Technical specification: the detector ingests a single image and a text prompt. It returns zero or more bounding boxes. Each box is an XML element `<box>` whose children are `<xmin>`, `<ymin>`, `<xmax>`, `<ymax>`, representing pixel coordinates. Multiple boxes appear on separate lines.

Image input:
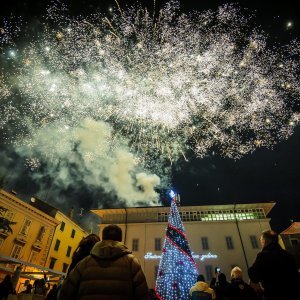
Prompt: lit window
<box><xmin>155</xmin><ymin>238</ymin><xmax>161</xmax><ymax>251</ymax></box>
<box><xmin>226</xmin><ymin>236</ymin><xmax>234</xmax><ymax>250</ymax></box>
<box><xmin>11</xmin><ymin>244</ymin><xmax>22</xmax><ymax>259</ymax></box>
<box><xmin>132</xmin><ymin>239</ymin><xmax>139</xmax><ymax>251</ymax></box>
<box><xmin>54</xmin><ymin>239</ymin><xmax>60</xmax><ymax>251</ymax></box>
<box><xmin>66</xmin><ymin>246</ymin><xmax>72</xmax><ymax>257</ymax></box>
<box><xmin>20</xmin><ymin>219</ymin><xmax>32</xmax><ymax>236</ymax></box>
<box><xmin>60</xmin><ymin>222</ymin><xmax>65</xmax><ymax>231</ymax></box>
<box><xmin>201</xmin><ymin>237</ymin><xmax>209</xmax><ymax>250</ymax></box>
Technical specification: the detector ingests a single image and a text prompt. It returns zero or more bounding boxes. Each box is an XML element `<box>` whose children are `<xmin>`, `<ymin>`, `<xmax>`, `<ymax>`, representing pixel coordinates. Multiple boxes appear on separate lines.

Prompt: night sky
<box><xmin>0</xmin><ymin>0</ymin><xmax>299</xmax><ymax>232</ymax></box>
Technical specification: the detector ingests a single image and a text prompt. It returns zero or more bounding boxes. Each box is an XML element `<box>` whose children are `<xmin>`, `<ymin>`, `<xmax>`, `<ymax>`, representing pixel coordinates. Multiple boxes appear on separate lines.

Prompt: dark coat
<box><xmin>210</xmin><ymin>274</ymin><xmax>229</xmax><ymax>300</ymax></box>
<box><xmin>59</xmin><ymin>240</ymin><xmax>148</xmax><ymax>300</ymax></box>
<box><xmin>224</xmin><ymin>279</ymin><xmax>257</xmax><ymax>300</ymax></box>
<box><xmin>0</xmin><ymin>276</ymin><xmax>14</xmax><ymax>299</ymax></box>
<box><xmin>248</xmin><ymin>242</ymin><xmax>298</xmax><ymax>300</ymax></box>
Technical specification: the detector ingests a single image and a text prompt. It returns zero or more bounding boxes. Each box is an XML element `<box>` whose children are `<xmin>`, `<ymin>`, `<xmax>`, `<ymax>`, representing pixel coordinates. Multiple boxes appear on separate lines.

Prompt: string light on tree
<box><xmin>155</xmin><ymin>190</ymin><xmax>198</xmax><ymax>299</ymax></box>
<box><xmin>286</xmin><ymin>21</ymin><xmax>293</xmax><ymax>29</ymax></box>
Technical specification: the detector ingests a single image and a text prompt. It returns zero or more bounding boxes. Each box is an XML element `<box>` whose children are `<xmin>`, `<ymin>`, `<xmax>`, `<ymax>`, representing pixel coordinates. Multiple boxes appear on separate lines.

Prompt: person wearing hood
<box><xmin>248</xmin><ymin>229</ymin><xmax>298</xmax><ymax>300</ymax></box>
<box><xmin>59</xmin><ymin>224</ymin><xmax>148</xmax><ymax>300</ymax></box>
<box><xmin>189</xmin><ymin>274</ymin><xmax>216</xmax><ymax>300</ymax></box>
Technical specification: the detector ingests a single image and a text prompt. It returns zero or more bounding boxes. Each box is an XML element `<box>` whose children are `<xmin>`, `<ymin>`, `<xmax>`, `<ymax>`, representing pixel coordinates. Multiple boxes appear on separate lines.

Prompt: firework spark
<box><xmin>0</xmin><ymin>1</ymin><xmax>299</xmax><ymax>202</ymax></box>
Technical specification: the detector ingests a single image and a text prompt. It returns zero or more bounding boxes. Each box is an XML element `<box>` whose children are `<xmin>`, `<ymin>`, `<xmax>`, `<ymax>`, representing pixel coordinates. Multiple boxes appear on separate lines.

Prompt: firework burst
<box><xmin>0</xmin><ymin>1</ymin><xmax>299</xmax><ymax>192</ymax></box>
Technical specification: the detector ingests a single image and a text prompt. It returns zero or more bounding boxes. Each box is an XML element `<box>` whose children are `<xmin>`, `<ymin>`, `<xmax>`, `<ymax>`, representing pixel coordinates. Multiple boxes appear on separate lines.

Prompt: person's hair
<box><xmin>261</xmin><ymin>230</ymin><xmax>278</xmax><ymax>245</ymax></box>
<box><xmin>72</xmin><ymin>233</ymin><xmax>100</xmax><ymax>259</ymax></box>
<box><xmin>231</xmin><ymin>266</ymin><xmax>243</xmax><ymax>279</ymax></box>
<box><xmin>102</xmin><ymin>224</ymin><xmax>122</xmax><ymax>242</ymax></box>
<box><xmin>67</xmin><ymin>233</ymin><xmax>100</xmax><ymax>274</ymax></box>
<box><xmin>197</xmin><ymin>274</ymin><xmax>206</xmax><ymax>282</ymax></box>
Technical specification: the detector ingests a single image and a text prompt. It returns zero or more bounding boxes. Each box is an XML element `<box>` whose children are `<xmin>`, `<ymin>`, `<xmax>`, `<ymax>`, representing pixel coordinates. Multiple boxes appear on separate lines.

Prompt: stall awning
<box><xmin>0</xmin><ymin>254</ymin><xmax>66</xmax><ymax>277</ymax></box>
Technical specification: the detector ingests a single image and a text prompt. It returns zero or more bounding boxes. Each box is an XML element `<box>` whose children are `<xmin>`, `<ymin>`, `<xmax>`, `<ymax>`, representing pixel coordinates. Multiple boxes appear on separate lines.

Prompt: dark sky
<box><xmin>0</xmin><ymin>0</ymin><xmax>299</xmax><ymax>232</ymax></box>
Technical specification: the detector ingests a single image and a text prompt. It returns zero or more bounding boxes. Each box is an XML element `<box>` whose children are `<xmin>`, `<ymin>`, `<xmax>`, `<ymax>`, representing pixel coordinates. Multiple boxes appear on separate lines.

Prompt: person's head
<box><xmin>102</xmin><ymin>224</ymin><xmax>122</xmax><ymax>242</ymax></box>
<box><xmin>217</xmin><ymin>273</ymin><xmax>227</xmax><ymax>284</ymax></box>
<box><xmin>231</xmin><ymin>266</ymin><xmax>243</xmax><ymax>280</ymax></box>
<box><xmin>78</xmin><ymin>233</ymin><xmax>100</xmax><ymax>249</ymax></box>
<box><xmin>52</xmin><ymin>284</ymin><xmax>57</xmax><ymax>290</ymax></box>
<box><xmin>68</xmin><ymin>234</ymin><xmax>100</xmax><ymax>274</ymax></box>
<box><xmin>197</xmin><ymin>274</ymin><xmax>206</xmax><ymax>282</ymax></box>
<box><xmin>25</xmin><ymin>284</ymin><xmax>32</xmax><ymax>292</ymax></box>
<box><xmin>260</xmin><ymin>230</ymin><xmax>278</xmax><ymax>248</ymax></box>
<box><xmin>3</xmin><ymin>274</ymin><xmax>11</xmax><ymax>282</ymax></box>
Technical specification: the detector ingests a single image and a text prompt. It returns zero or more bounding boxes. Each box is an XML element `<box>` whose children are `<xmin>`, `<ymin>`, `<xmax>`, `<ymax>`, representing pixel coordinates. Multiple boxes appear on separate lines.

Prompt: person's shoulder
<box><xmin>127</xmin><ymin>253</ymin><xmax>141</xmax><ymax>264</ymax></box>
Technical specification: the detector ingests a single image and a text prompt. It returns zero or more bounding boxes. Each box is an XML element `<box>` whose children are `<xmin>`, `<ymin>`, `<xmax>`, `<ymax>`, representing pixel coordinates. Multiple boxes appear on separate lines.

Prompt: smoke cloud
<box><xmin>10</xmin><ymin>118</ymin><xmax>161</xmax><ymax>208</ymax></box>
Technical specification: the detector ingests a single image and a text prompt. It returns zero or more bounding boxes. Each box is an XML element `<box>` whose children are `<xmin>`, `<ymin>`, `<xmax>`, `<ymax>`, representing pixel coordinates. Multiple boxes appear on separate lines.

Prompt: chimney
<box><xmin>69</xmin><ymin>207</ymin><xmax>74</xmax><ymax>220</ymax></box>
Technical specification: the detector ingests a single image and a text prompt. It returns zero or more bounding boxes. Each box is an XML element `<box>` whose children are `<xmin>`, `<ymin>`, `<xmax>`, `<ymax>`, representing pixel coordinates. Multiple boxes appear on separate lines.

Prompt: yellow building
<box><xmin>45</xmin><ymin>211</ymin><xmax>88</xmax><ymax>273</ymax></box>
<box><xmin>29</xmin><ymin>198</ymin><xmax>88</xmax><ymax>274</ymax></box>
<box><xmin>0</xmin><ymin>189</ymin><xmax>61</xmax><ymax>290</ymax></box>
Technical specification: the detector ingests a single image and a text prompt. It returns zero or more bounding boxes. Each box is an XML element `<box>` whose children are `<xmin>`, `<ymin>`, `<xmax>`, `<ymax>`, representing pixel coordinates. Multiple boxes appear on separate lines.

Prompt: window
<box><xmin>71</xmin><ymin>229</ymin><xmax>76</xmax><ymax>238</ymax></box>
<box><xmin>62</xmin><ymin>263</ymin><xmax>69</xmax><ymax>273</ymax></box>
<box><xmin>36</xmin><ymin>226</ymin><xmax>46</xmax><ymax>242</ymax></box>
<box><xmin>201</xmin><ymin>237</ymin><xmax>209</xmax><ymax>250</ymax></box>
<box><xmin>20</xmin><ymin>219</ymin><xmax>32</xmax><ymax>236</ymax></box>
<box><xmin>60</xmin><ymin>222</ymin><xmax>65</xmax><ymax>232</ymax></box>
<box><xmin>28</xmin><ymin>250</ymin><xmax>39</xmax><ymax>264</ymax></box>
<box><xmin>155</xmin><ymin>238</ymin><xmax>161</xmax><ymax>251</ymax></box>
<box><xmin>0</xmin><ymin>238</ymin><xmax>4</xmax><ymax>248</ymax></box>
<box><xmin>250</xmin><ymin>235</ymin><xmax>259</xmax><ymax>249</ymax></box>
<box><xmin>11</xmin><ymin>244</ymin><xmax>22</xmax><ymax>259</ymax></box>
<box><xmin>49</xmin><ymin>257</ymin><xmax>57</xmax><ymax>269</ymax></box>
<box><xmin>205</xmin><ymin>265</ymin><xmax>213</xmax><ymax>281</ymax></box>
<box><xmin>291</xmin><ymin>239</ymin><xmax>300</xmax><ymax>251</ymax></box>
<box><xmin>66</xmin><ymin>246</ymin><xmax>72</xmax><ymax>257</ymax></box>
<box><xmin>5</xmin><ymin>210</ymin><xmax>14</xmax><ymax>221</ymax></box>
<box><xmin>226</xmin><ymin>236</ymin><xmax>234</xmax><ymax>250</ymax></box>
<box><xmin>54</xmin><ymin>239</ymin><xmax>61</xmax><ymax>251</ymax></box>
<box><xmin>154</xmin><ymin>265</ymin><xmax>159</xmax><ymax>280</ymax></box>
<box><xmin>132</xmin><ymin>239</ymin><xmax>139</xmax><ymax>251</ymax></box>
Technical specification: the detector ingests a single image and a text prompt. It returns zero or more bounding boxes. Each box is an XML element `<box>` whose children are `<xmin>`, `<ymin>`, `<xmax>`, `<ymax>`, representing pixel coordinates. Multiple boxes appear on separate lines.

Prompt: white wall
<box><xmin>98</xmin><ymin>219</ymin><xmax>271</xmax><ymax>288</ymax></box>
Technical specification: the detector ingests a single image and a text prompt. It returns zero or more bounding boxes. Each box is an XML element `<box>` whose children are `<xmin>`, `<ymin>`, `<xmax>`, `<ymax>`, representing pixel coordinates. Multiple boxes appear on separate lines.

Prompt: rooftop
<box><xmin>281</xmin><ymin>222</ymin><xmax>300</xmax><ymax>235</ymax></box>
<box><xmin>91</xmin><ymin>202</ymin><xmax>276</xmax><ymax>224</ymax></box>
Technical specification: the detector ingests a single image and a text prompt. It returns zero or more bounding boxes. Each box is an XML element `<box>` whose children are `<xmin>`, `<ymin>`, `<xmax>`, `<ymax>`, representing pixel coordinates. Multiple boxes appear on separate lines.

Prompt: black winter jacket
<box><xmin>248</xmin><ymin>242</ymin><xmax>298</xmax><ymax>300</ymax></box>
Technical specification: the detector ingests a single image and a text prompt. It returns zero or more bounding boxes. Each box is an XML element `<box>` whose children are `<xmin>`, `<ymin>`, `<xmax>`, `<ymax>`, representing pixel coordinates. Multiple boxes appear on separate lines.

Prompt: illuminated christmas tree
<box><xmin>154</xmin><ymin>191</ymin><xmax>198</xmax><ymax>300</ymax></box>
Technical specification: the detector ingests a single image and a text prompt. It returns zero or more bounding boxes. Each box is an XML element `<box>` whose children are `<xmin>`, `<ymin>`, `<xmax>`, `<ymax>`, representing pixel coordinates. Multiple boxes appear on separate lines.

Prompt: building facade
<box><xmin>280</xmin><ymin>222</ymin><xmax>300</xmax><ymax>267</ymax></box>
<box><xmin>0</xmin><ymin>189</ymin><xmax>60</xmax><ymax>290</ymax></box>
<box><xmin>92</xmin><ymin>203</ymin><xmax>274</xmax><ymax>289</ymax></box>
<box><xmin>29</xmin><ymin>198</ymin><xmax>88</xmax><ymax>274</ymax></box>
<box><xmin>45</xmin><ymin>211</ymin><xmax>88</xmax><ymax>274</ymax></box>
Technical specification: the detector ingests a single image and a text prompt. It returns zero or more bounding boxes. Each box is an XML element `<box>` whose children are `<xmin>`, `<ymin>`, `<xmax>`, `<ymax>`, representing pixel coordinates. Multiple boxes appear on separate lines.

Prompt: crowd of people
<box><xmin>189</xmin><ymin>230</ymin><xmax>299</xmax><ymax>300</ymax></box>
<box><xmin>0</xmin><ymin>228</ymin><xmax>299</xmax><ymax>300</ymax></box>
